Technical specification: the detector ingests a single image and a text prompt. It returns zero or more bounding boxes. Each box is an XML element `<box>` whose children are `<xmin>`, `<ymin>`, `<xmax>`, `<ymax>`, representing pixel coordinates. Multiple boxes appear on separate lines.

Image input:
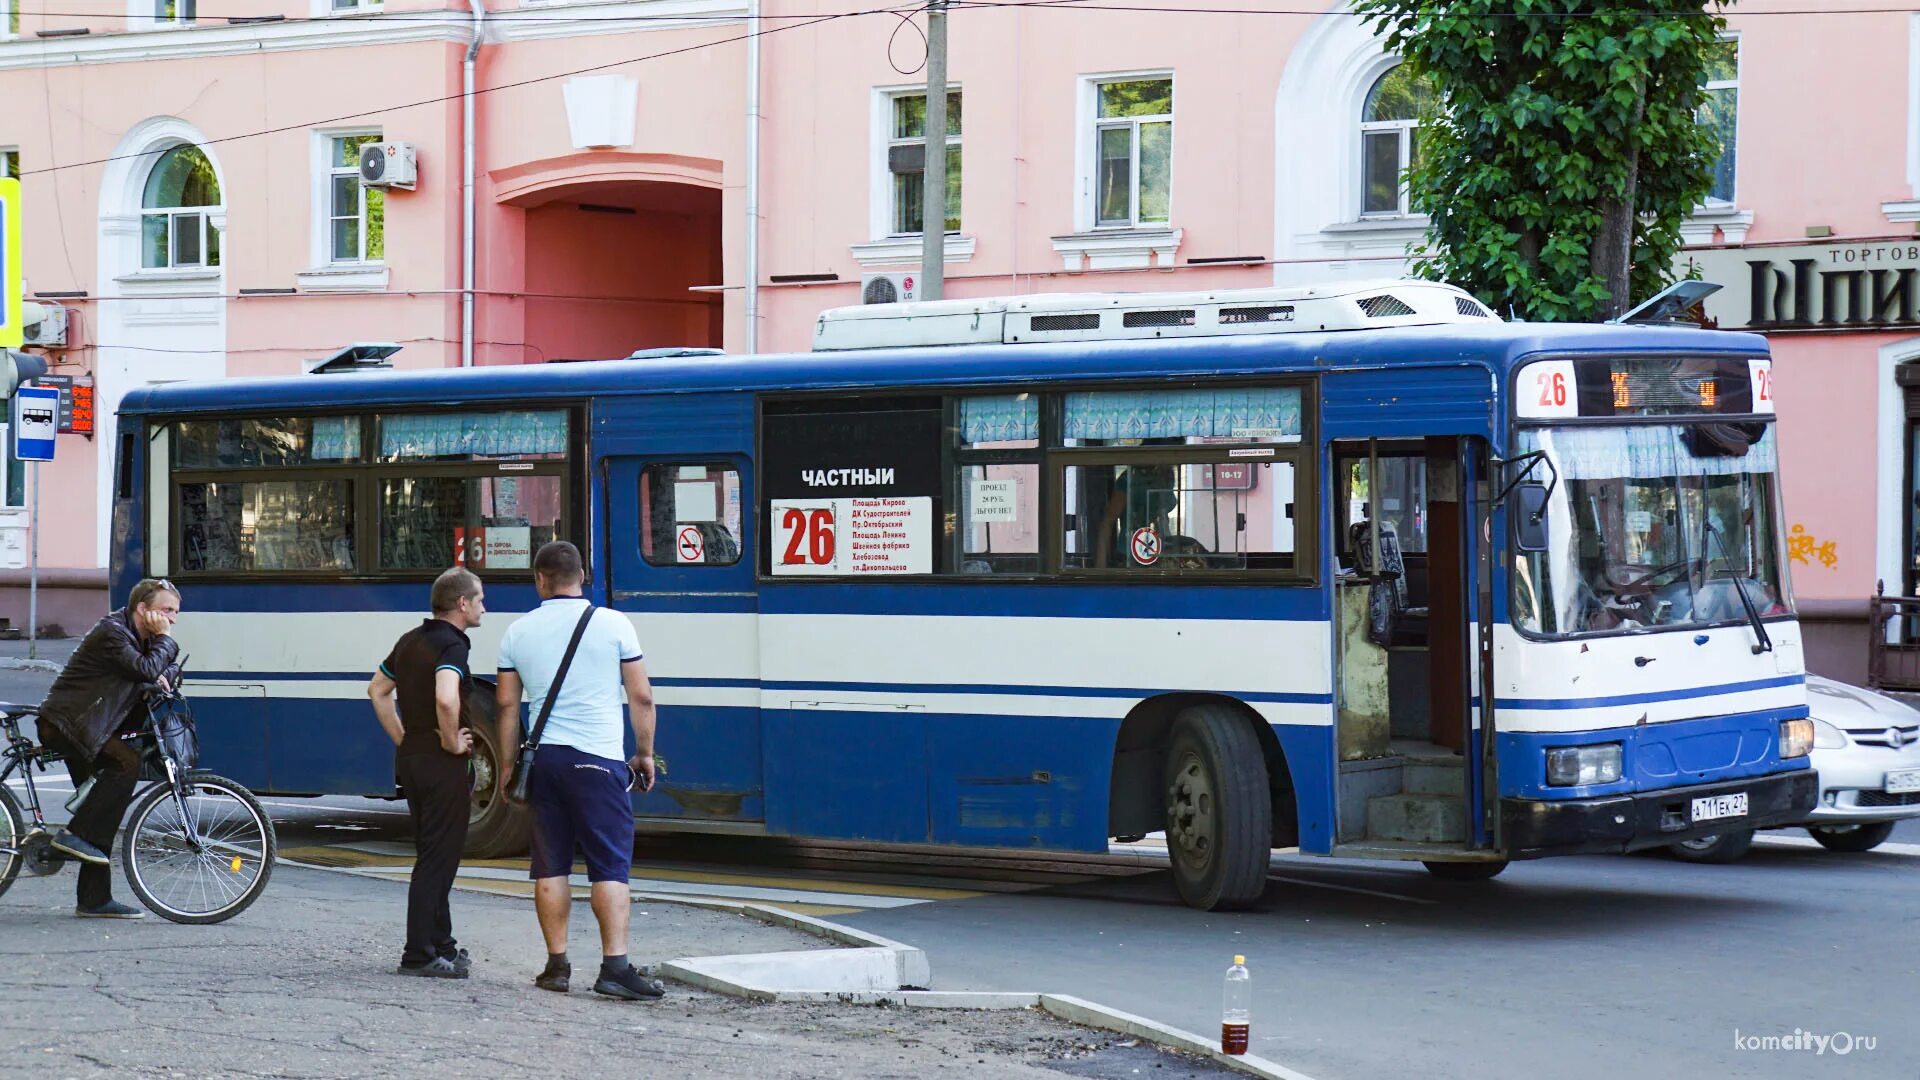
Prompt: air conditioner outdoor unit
<box><xmin>21</xmin><ymin>302</ymin><xmax>68</xmax><ymax>348</ymax></box>
<box><xmin>359</xmin><ymin>141</ymin><xmax>418</xmax><ymax>190</ymax></box>
<box><xmin>860</xmin><ymin>270</ymin><xmax>919</xmax><ymax>305</ymax></box>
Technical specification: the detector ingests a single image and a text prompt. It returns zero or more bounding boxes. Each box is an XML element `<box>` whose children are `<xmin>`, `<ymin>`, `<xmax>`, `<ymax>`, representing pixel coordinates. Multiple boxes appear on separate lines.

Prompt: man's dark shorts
<box><xmin>527</xmin><ymin>743</ymin><xmax>634</xmax><ymax>883</ymax></box>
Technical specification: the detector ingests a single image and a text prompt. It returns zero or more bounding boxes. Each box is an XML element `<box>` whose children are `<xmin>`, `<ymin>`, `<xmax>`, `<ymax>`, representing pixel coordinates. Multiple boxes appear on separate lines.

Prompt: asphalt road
<box><xmin>7</xmin><ymin>645</ymin><xmax>1918</xmax><ymax>1080</ymax></box>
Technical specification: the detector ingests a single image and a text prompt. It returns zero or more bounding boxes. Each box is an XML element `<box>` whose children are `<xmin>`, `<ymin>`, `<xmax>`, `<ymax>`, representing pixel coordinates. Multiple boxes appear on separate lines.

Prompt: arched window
<box><xmin>141</xmin><ymin>144</ymin><xmax>221</xmax><ymax>269</ymax></box>
<box><xmin>1360</xmin><ymin>64</ymin><xmax>1432</xmax><ymax>217</ymax></box>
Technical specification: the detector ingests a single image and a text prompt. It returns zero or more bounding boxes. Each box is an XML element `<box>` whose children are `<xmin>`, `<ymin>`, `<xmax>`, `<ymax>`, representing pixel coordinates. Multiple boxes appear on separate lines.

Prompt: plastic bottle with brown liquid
<box><xmin>1221</xmin><ymin>955</ymin><xmax>1251</xmax><ymax>1055</ymax></box>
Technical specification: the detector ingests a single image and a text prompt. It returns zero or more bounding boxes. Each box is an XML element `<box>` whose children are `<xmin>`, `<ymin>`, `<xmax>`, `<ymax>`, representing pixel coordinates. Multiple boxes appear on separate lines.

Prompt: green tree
<box><xmin>1352</xmin><ymin>0</ymin><xmax>1729</xmax><ymax>321</ymax></box>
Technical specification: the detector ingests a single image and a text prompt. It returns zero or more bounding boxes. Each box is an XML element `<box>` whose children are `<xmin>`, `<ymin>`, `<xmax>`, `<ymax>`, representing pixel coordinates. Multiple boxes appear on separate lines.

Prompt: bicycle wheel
<box><xmin>0</xmin><ymin>785</ymin><xmax>22</xmax><ymax>899</ymax></box>
<box><xmin>122</xmin><ymin>771</ymin><xmax>276</xmax><ymax>924</ymax></box>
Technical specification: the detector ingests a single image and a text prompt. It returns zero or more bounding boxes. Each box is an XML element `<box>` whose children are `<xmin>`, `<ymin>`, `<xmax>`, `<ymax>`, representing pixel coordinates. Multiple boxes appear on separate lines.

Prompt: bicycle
<box><xmin>0</xmin><ymin>676</ymin><xmax>276</xmax><ymax>924</ymax></box>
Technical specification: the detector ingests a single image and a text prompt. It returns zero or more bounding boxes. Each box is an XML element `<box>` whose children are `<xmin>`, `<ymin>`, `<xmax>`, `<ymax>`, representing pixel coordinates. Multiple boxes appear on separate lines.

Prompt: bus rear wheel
<box><xmin>1423</xmin><ymin>859</ymin><xmax>1508</xmax><ymax>882</ymax></box>
<box><xmin>464</xmin><ymin>691</ymin><xmax>531</xmax><ymax>859</ymax></box>
<box><xmin>1163</xmin><ymin>705</ymin><xmax>1271</xmax><ymax>911</ymax></box>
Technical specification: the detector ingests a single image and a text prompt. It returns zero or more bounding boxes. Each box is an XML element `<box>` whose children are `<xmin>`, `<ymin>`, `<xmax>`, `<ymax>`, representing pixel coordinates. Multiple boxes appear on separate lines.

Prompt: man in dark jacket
<box><xmin>37</xmin><ymin>578</ymin><xmax>182</xmax><ymax>918</ymax></box>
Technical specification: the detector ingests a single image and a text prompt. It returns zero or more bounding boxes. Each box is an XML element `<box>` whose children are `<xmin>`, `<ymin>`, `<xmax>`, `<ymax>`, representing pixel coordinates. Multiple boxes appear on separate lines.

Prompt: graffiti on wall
<box><xmin>1788</xmin><ymin>524</ymin><xmax>1838</xmax><ymax>569</ymax></box>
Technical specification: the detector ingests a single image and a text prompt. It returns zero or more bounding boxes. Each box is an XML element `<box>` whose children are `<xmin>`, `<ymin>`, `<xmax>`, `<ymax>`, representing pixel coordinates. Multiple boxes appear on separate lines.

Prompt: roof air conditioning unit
<box><xmin>860</xmin><ymin>270</ymin><xmax>919</xmax><ymax>306</ymax></box>
<box><xmin>359</xmin><ymin>141</ymin><xmax>418</xmax><ymax>190</ymax></box>
<box><xmin>20</xmin><ymin>302</ymin><xmax>68</xmax><ymax>348</ymax></box>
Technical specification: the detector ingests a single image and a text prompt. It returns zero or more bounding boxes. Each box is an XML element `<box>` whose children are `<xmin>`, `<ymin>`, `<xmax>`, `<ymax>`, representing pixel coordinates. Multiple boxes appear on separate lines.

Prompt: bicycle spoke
<box><xmin>128</xmin><ymin>782</ymin><xmax>268</xmax><ymax>919</ymax></box>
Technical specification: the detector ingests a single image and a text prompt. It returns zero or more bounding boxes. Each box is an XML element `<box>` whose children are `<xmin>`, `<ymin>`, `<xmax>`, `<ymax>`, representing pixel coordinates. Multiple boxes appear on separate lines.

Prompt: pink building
<box><xmin>0</xmin><ymin>0</ymin><xmax>1903</xmax><ymax>677</ymax></box>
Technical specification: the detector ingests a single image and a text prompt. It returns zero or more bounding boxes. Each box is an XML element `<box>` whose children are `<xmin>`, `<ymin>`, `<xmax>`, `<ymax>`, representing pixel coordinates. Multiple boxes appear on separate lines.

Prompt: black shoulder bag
<box><xmin>504</xmin><ymin>604</ymin><xmax>598</xmax><ymax>806</ymax></box>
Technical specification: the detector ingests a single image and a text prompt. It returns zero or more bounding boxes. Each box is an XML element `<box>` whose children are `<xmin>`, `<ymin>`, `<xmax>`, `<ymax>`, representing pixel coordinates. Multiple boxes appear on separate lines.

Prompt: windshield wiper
<box><xmin>1704</xmin><ymin>522</ymin><xmax>1773</xmax><ymax>655</ymax></box>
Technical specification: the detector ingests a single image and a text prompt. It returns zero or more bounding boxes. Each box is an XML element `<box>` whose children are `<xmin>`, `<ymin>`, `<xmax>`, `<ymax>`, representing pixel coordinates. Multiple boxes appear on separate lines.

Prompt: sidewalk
<box><xmin>0</xmin><ymin>862</ymin><xmax>1230</xmax><ymax>1080</ymax></box>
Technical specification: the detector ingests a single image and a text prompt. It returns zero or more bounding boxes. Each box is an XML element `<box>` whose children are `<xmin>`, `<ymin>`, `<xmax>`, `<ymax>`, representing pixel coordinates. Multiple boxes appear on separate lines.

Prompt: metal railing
<box><xmin>1867</xmin><ymin>582</ymin><xmax>1920</xmax><ymax>691</ymax></box>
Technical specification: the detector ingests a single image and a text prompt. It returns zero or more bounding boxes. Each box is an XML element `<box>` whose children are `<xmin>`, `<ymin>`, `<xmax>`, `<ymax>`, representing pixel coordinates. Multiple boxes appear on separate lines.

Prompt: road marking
<box><xmin>1267</xmin><ymin>872</ymin><xmax>1438</xmax><ymax>905</ymax></box>
<box><xmin>1753</xmin><ymin>833</ymin><xmax>1920</xmax><ymax>857</ymax></box>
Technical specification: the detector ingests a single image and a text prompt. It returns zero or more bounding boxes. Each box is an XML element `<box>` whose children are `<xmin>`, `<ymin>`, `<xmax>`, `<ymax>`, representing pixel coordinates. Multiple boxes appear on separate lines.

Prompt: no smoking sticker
<box><xmin>1130</xmin><ymin>525</ymin><xmax>1161</xmax><ymax>566</ymax></box>
<box><xmin>676</xmin><ymin>525</ymin><xmax>704</xmax><ymax>564</ymax></box>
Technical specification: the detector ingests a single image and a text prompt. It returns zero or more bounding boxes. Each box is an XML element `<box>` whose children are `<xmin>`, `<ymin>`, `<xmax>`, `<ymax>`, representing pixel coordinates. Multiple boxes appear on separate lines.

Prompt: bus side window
<box><xmin>953</xmin><ymin>394</ymin><xmax>1041</xmax><ymax>576</ymax></box>
<box><xmin>639</xmin><ymin>464</ymin><xmax>743</xmax><ymax>566</ymax></box>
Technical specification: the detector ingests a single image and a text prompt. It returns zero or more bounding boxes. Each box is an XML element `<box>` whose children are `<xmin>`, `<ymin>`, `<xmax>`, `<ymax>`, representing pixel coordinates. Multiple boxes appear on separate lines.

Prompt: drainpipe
<box><xmin>462</xmin><ymin>0</ymin><xmax>486</xmax><ymax>367</ymax></box>
<box><xmin>744</xmin><ymin>0</ymin><xmax>761</xmax><ymax>354</ymax></box>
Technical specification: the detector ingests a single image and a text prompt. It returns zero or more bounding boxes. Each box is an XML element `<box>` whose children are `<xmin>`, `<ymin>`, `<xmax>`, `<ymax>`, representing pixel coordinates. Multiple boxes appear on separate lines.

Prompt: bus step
<box><xmin>1366</xmin><ymin>793</ymin><xmax>1467</xmax><ymax>844</ymax></box>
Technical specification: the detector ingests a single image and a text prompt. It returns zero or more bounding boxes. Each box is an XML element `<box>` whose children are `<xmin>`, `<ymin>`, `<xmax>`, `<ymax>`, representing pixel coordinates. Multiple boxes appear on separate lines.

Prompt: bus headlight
<box><xmin>1546</xmin><ymin>743</ymin><xmax>1623</xmax><ymax>786</ymax></box>
<box><xmin>1810</xmin><ymin>717</ymin><xmax>1848</xmax><ymax>750</ymax></box>
<box><xmin>1780</xmin><ymin>719</ymin><xmax>1815</xmax><ymax>759</ymax></box>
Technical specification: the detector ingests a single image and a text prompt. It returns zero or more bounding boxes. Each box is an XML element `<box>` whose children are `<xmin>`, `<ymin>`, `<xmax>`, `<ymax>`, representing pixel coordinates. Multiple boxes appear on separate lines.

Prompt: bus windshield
<box><xmin>1510</xmin><ymin>422</ymin><xmax>1792</xmax><ymax>638</ymax></box>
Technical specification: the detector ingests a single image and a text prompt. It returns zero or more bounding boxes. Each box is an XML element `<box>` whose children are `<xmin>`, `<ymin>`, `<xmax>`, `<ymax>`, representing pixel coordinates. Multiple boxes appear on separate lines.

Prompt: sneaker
<box><xmin>75</xmin><ymin>899</ymin><xmax>145</xmax><ymax>919</ymax></box>
<box><xmin>51</xmin><ymin>832</ymin><xmax>109</xmax><ymax>866</ymax></box>
<box><xmin>592</xmin><ymin>963</ymin><xmax>665</xmax><ymax>1001</ymax></box>
<box><xmin>534</xmin><ymin>961</ymin><xmax>570</xmax><ymax>993</ymax></box>
<box><xmin>396</xmin><ymin>956</ymin><xmax>468</xmax><ymax>979</ymax></box>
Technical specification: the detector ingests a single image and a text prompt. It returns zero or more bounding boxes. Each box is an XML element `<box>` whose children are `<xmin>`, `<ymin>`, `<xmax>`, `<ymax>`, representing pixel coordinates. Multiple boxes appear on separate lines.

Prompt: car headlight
<box><xmin>1780</xmin><ymin>718</ymin><xmax>1815</xmax><ymax>759</ymax></box>
<box><xmin>1811</xmin><ymin>717</ymin><xmax>1847</xmax><ymax>750</ymax></box>
<box><xmin>1546</xmin><ymin>743</ymin><xmax>1623</xmax><ymax>786</ymax></box>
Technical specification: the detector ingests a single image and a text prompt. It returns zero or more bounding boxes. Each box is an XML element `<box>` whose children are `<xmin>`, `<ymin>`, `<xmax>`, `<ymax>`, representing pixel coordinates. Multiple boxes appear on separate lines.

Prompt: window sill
<box><xmin>1883</xmin><ymin>200</ymin><xmax>1920</xmax><ymax>223</ymax></box>
<box><xmin>297</xmin><ymin>264</ymin><xmax>389</xmax><ymax>292</ymax></box>
<box><xmin>1679</xmin><ymin>204</ymin><xmax>1753</xmax><ymax>246</ymax></box>
<box><xmin>1322</xmin><ymin>214</ymin><xmax>1429</xmax><ymax>234</ymax></box>
<box><xmin>115</xmin><ymin>268</ymin><xmax>221</xmax><ymax>286</ymax></box>
<box><xmin>1050</xmin><ymin>226</ymin><xmax>1183</xmax><ymax>271</ymax></box>
<box><xmin>849</xmin><ymin>234</ymin><xmax>976</xmax><ymax>269</ymax></box>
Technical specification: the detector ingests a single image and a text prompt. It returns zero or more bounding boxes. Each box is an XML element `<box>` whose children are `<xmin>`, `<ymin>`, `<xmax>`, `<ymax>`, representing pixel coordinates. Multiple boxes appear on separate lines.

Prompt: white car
<box><xmin>1670</xmin><ymin>675</ymin><xmax>1920</xmax><ymax>863</ymax></box>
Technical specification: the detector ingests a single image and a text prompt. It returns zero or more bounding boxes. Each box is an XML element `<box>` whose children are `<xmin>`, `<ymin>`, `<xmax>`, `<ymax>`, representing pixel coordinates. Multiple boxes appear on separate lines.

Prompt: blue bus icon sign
<box><xmin>13</xmin><ymin>384</ymin><xmax>58</xmax><ymax>461</ymax></box>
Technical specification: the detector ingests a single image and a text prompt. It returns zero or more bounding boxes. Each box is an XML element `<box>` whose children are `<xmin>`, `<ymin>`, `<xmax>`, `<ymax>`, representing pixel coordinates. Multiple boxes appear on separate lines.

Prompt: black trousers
<box><xmin>45</xmin><ymin>726</ymin><xmax>140</xmax><ymax>909</ymax></box>
<box><xmin>396</xmin><ymin>750</ymin><xmax>471</xmax><ymax>966</ymax></box>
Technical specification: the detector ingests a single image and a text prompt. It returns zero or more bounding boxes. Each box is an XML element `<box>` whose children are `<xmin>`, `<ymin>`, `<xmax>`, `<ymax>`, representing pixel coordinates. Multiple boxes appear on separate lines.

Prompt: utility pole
<box><xmin>920</xmin><ymin>0</ymin><xmax>948</xmax><ymax>301</ymax></box>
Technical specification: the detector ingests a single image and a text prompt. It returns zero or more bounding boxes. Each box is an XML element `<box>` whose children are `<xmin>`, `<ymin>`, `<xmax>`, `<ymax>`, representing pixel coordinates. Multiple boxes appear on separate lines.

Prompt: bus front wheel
<box><xmin>1667</xmin><ymin>828</ymin><xmax>1754</xmax><ymax>864</ymax></box>
<box><xmin>1164</xmin><ymin>705</ymin><xmax>1272</xmax><ymax>911</ymax></box>
<box><xmin>464</xmin><ymin>692</ymin><xmax>532</xmax><ymax>859</ymax></box>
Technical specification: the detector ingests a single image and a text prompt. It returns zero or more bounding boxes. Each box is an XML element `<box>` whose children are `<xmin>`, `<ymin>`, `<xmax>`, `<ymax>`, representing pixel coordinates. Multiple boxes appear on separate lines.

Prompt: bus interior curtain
<box><xmin>960</xmin><ymin>394</ymin><xmax>1039</xmax><ymax>444</ymax></box>
<box><xmin>1061</xmin><ymin>387</ymin><xmax>1302</xmax><ymax>442</ymax></box>
<box><xmin>1517</xmin><ymin>424</ymin><xmax>1777</xmax><ymax>480</ymax></box>
<box><xmin>379</xmin><ymin>410</ymin><xmax>567</xmax><ymax>458</ymax></box>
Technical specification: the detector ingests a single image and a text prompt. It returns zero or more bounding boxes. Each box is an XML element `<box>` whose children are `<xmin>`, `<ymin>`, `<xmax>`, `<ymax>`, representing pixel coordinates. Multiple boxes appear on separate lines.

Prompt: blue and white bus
<box><xmin>113</xmin><ymin>280</ymin><xmax>1817</xmax><ymax>910</ymax></box>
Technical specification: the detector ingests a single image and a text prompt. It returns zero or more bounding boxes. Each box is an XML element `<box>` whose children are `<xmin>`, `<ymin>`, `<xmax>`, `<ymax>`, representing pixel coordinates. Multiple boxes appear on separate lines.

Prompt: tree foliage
<box><xmin>1351</xmin><ymin>0</ymin><xmax>1729</xmax><ymax>321</ymax></box>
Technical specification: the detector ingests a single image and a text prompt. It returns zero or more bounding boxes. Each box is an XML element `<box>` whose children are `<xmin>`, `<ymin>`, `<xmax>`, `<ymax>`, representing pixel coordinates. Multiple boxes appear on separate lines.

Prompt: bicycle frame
<box><xmin>0</xmin><ymin>695</ymin><xmax>207</xmax><ymax>858</ymax></box>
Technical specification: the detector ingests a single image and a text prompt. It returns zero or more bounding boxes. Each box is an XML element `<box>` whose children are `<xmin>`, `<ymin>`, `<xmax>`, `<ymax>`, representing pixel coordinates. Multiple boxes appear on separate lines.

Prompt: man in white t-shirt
<box><xmin>493</xmin><ymin>540</ymin><xmax>663</xmax><ymax>1001</ymax></box>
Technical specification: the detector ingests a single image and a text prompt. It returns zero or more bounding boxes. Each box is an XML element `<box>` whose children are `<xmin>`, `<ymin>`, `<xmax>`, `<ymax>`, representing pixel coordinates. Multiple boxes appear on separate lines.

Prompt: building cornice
<box><xmin>0</xmin><ymin>0</ymin><xmax>745</xmax><ymax>70</ymax></box>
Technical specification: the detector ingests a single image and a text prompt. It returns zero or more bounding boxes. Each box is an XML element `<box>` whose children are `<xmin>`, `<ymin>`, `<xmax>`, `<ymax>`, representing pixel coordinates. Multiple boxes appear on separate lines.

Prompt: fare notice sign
<box><xmin>771</xmin><ymin>496</ymin><xmax>931</xmax><ymax>575</ymax></box>
<box><xmin>0</xmin><ymin>178</ymin><xmax>20</xmax><ymax>350</ymax></box>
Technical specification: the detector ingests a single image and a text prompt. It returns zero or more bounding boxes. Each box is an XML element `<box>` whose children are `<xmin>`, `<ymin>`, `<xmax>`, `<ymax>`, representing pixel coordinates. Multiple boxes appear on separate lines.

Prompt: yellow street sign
<box><xmin>0</xmin><ymin>177</ymin><xmax>20</xmax><ymax>349</ymax></box>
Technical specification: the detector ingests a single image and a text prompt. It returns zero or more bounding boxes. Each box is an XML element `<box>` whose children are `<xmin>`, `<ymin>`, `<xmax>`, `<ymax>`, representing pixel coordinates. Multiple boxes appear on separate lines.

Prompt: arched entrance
<box><xmin>492</xmin><ymin>154</ymin><xmax>724</xmax><ymax>362</ymax></box>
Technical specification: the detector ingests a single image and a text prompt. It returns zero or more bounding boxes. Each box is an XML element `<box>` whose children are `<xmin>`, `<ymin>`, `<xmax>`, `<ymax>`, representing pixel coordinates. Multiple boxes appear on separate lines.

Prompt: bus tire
<box><xmin>1164</xmin><ymin>705</ymin><xmax>1271</xmax><ymax>911</ymax></box>
<box><xmin>1807</xmin><ymin>821</ymin><xmax>1896</xmax><ymax>853</ymax></box>
<box><xmin>1667</xmin><ymin>828</ymin><xmax>1754</xmax><ymax>864</ymax></box>
<box><xmin>1423</xmin><ymin>859</ymin><xmax>1508</xmax><ymax>882</ymax></box>
<box><xmin>463</xmin><ymin>692</ymin><xmax>531</xmax><ymax>859</ymax></box>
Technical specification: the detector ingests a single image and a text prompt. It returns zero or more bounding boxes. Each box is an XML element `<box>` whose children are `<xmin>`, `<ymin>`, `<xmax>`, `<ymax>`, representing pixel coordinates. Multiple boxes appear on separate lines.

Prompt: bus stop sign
<box><xmin>13</xmin><ymin>385</ymin><xmax>57</xmax><ymax>461</ymax></box>
<box><xmin>0</xmin><ymin>177</ymin><xmax>21</xmax><ymax>350</ymax></box>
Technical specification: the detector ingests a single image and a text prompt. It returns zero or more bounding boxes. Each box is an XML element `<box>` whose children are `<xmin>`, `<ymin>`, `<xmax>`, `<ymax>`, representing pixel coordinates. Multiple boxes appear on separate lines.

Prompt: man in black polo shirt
<box><xmin>368</xmin><ymin>567</ymin><xmax>486</xmax><ymax>978</ymax></box>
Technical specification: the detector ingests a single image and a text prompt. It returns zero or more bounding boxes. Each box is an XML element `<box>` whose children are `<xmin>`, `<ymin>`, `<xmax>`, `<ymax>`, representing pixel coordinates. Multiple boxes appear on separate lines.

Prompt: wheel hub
<box><xmin>1166</xmin><ymin>753</ymin><xmax>1216</xmax><ymax>865</ymax></box>
<box><xmin>20</xmin><ymin>830</ymin><xmax>65</xmax><ymax>877</ymax></box>
<box><xmin>468</xmin><ymin>744</ymin><xmax>496</xmax><ymax>824</ymax></box>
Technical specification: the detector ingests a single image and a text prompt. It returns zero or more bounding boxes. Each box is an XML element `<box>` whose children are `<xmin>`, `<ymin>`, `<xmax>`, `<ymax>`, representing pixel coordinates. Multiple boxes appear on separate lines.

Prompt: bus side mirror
<box><xmin>1512</xmin><ymin>483</ymin><xmax>1550</xmax><ymax>553</ymax></box>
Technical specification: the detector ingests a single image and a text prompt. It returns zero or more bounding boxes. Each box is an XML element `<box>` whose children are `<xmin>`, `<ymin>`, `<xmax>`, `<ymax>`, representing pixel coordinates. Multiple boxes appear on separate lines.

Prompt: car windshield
<box><xmin>1510</xmin><ymin>422</ymin><xmax>1792</xmax><ymax>637</ymax></box>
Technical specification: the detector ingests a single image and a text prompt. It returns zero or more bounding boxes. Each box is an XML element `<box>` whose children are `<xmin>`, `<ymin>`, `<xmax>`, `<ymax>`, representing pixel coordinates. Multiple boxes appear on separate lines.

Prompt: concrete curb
<box><xmin>1039</xmin><ymin>995</ymin><xmax>1320</xmax><ymax>1080</ymax></box>
<box><xmin>0</xmin><ymin>657</ymin><xmax>61</xmax><ymax>672</ymax></box>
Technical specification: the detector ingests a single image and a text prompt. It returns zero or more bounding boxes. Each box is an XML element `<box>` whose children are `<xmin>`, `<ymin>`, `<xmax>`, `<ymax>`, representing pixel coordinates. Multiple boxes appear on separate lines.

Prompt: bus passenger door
<box><xmin>602</xmin><ymin>454</ymin><xmax>763</xmax><ymax>824</ymax></box>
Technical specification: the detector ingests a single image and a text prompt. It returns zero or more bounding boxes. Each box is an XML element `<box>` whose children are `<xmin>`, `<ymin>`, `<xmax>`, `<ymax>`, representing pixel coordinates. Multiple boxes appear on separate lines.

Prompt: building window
<box><xmin>140</xmin><ymin>144</ymin><xmax>221</xmax><ymax>270</ymax></box>
<box><xmin>154</xmin><ymin>0</ymin><xmax>194</xmax><ymax>23</ymax></box>
<box><xmin>1</xmin><ymin>426</ymin><xmax>25</xmax><ymax>509</ymax></box>
<box><xmin>331</xmin><ymin>0</ymin><xmax>380</xmax><ymax>10</ymax></box>
<box><xmin>1093</xmin><ymin>77</ymin><xmax>1172</xmax><ymax>228</ymax></box>
<box><xmin>2</xmin><ymin>148</ymin><xmax>18</xmax><ymax>180</ymax></box>
<box><xmin>3</xmin><ymin>0</ymin><xmax>18</xmax><ymax>38</ymax></box>
<box><xmin>1360</xmin><ymin>64</ymin><xmax>1432</xmax><ymax>217</ymax></box>
<box><xmin>1700</xmin><ymin>36</ymin><xmax>1739</xmax><ymax>204</ymax></box>
<box><xmin>887</xmin><ymin>91</ymin><xmax>961</xmax><ymax>235</ymax></box>
<box><xmin>327</xmin><ymin>133</ymin><xmax>384</xmax><ymax>263</ymax></box>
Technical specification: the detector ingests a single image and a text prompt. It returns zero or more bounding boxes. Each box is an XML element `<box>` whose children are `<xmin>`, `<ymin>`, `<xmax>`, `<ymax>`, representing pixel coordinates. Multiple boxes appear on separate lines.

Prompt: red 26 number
<box><xmin>779</xmin><ymin>507</ymin><xmax>836</xmax><ymax>566</ymax></box>
<box><xmin>1536</xmin><ymin>370</ymin><xmax>1568</xmax><ymax>408</ymax></box>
